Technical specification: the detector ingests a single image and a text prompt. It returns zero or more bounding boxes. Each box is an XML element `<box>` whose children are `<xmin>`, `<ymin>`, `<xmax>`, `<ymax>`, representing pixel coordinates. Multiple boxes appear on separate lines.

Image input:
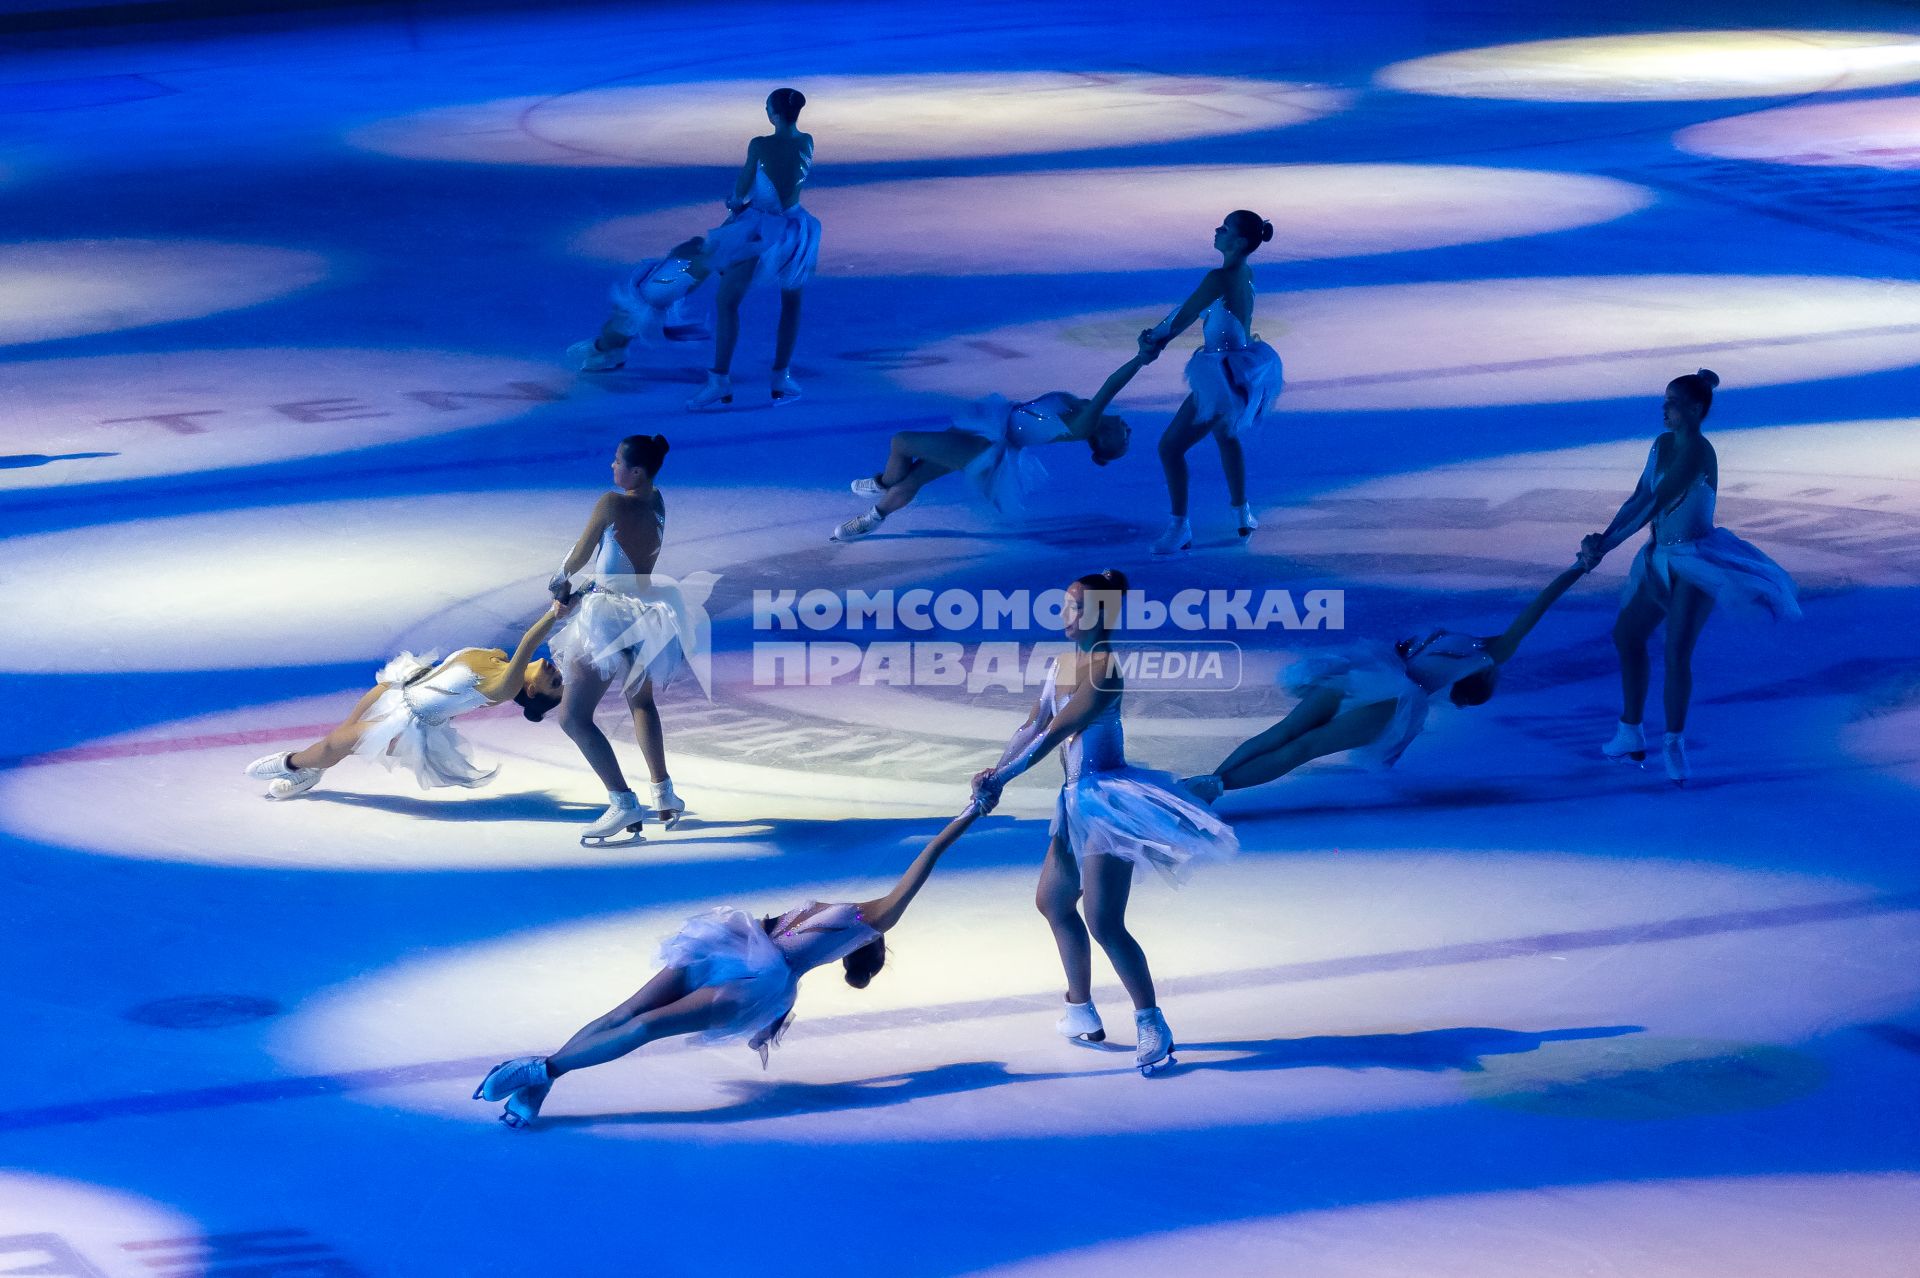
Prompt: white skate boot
<box><xmin>1232</xmin><ymin>503</ymin><xmax>1259</xmax><ymax>539</ymax></box>
<box><xmin>581</xmin><ymin>792</ymin><xmax>645</xmax><ymax>847</ymax></box>
<box><xmin>1150</xmin><ymin>517</ymin><xmax>1192</xmax><ymax>558</ymax></box>
<box><xmin>473</xmin><ymin>1055</ymin><xmax>551</xmax><ymax>1102</ymax></box>
<box><xmin>500</xmin><ymin>1082</ymin><xmax>550</xmax><ymax>1129</ymax></box>
<box><xmin>686</xmin><ymin>372</ymin><xmax>733</xmax><ymax>411</ymax></box>
<box><xmin>566</xmin><ymin>338</ymin><xmax>626</xmax><ymax>372</ymax></box>
<box><xmin>850</xmin><ymin>475</ymin><xmax>888</xmax><ymax>498</ymax></box>
<box><xmin>1180</xmin><ymin>774</ymin><xmax>1225</xmax><ymax>806</ymax></box>
<box><xmin>1602</xmin><ymin>720</ymin><xmax>1647</xmax><ymax>764</ymax></box>
<box><xmin>1135</xmin><ymin>1007</ymin><xmax>1176</xmax><ymax>1076</ymax></box>
<box><xmin>246</xmin><ymin>751</ymin><xmax>321</xmax><ymax>799</ymax></box>
<box><xmin>1663</xmin><ymin>733</ymin><xmax>1690</xmax><ymax>787</ymax></box>
<box><xmin>1056</xmin><ymin>998</ymin><xmax>1106</xmax><ymax>1044</ymax></box>
<box><xmin>648</xmin><ymin>778</ymin><xmax>685</xmax><ymax>829</ymax></box>
<box><xmin>771</xmin><ymin>368</ymin><xmax>803</xmax><ymax>403</ymax></box>
<box><xmin>830</xmin><ymin>508</ymin><xmax>886</xmax><ymax>543</ymax></box>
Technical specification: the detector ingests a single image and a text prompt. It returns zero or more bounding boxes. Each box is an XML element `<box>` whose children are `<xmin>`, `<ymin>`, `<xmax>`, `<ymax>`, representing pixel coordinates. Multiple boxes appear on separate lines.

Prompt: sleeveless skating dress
<box><xmin>702</xmin><ymin>163</ymin><xmax>822</xmax><ymax>290</ymax></box>
<box><xmin>1281</xmin><ymin>630</ymin><xmax>1497</xmax><ymax>770</ymax></box>
<box><xmin>955</xmin><ymin>391</ymin><xmax>1077</xmax><ymax>516</ymax></box>
<box><xmin>550</xmin><ymin>495</ymin><xmax>702</xmax><ymax>691</ymax></box>
<box><xmin>352</xmin><ymin>648</ymin><xmax>498</xmax><ymax>789</ymax></box>
<box><xmin>656</xmin><ymin>900</ymin><xmax>879</xmax><ymax>1046</ymax></box>
<box><xmin>1184</xmin><ymin>300</ymin><xmax>1283</xmax><ymax>438</ymax></box>
<box><xmin>1618</xmin><ymin>440</ymin><xmax>1801</xmax><ymax>620</ymax></box>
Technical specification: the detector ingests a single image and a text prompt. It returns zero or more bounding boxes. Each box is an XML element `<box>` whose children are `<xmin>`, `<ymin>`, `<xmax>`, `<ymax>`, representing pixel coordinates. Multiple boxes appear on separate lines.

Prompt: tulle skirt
<box><xmin>1187</xmin><ymin>341</ymin><xmax>1283</xmax><ymax>439</ymax></box>
<box><xmin>956</xmin><ymin>397</ymin><xmax>1051</xmax><ymax>516</ymax></box>
<box><xmin>1626</xmin><ymin>530</ymin><xmax>1803</xmax><ymax>621</ymax></box>
<box><xmin>657</xmin><ymin>907</ymin><xmax>799</xmax><ymax>1044</ymax></box>
<box><xmin>1052</xmin><ymin>765</ymin><xmax>1238</xmax><ymax>886</ymax></box>
<box><xmin>350</xmin><ymin>654</ymin><xmax>497</xmax><ymax>790</ymax></box>
<box><xmin>549</xmin><ymin>591</ymin><xmax>686</xmax><ymax>690</ymax></box>
<box><xmin>1281</xmin><ymin>642</ymin><xmax>1428</xmax><ymax>770</ymax></box>
<box><xmin>606</xmin><ymin>256</ymin><xmax>702</xmax><ymax>340</ymax></box>
<box><xmin>702</xmin><ymin>203</ymin><xmax>821</xmax><ymax>290</ymax></box>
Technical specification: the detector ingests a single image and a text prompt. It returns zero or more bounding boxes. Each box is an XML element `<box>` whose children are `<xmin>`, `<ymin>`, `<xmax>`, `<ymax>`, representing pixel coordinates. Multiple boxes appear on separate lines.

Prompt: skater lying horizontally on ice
<box><xmin>829</xmin><ymin>350</ymin><xmax>1147</xmax><ymax>543</ymax></box>
<box><xmin>244</xmin><ymin>598</ymin><xmax>573</xmax><ymax>800</ymax></box>
<box><xmin>1581</xmin><ymin>369</ymin><xmax>1801</xmax><ymax>785</ymax></box>
<box><xmin>1183</xmin><ymin>562</ymin><xmax>1589</xmax><ymax>802</ymax></box>
<box><xmin>972</xmin><ymin>569</ymin><xmax>1237</xmax><ymax>1076</ymax></box>
<box><xmin>473</xmin><ymin>803</ymin><xmax>985</xmax><ymax>1127</ymax></box>
<box><xmin>567</xmin><ymin>236</ymin><xmax>713</xmax><ymax>373</ymax></box>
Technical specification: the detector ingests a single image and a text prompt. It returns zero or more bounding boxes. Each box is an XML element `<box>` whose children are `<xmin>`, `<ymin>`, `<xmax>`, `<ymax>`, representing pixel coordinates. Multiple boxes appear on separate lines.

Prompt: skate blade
<box><xmin>1150</xmin><ymin>544</ymin><xmax>1191</xmax><ymax>559</ymax></box>
<box><xmin>652</xmin><ymin>809</ymin><xmax>684</xmax><ymax>830</ymax></box>
<box><xmin>1137</xmin><ymin>1053</ymin><xmax>1177</xmax><ymax>1077</ymax></box>
<box><xmin>581</xmin><ymin>826</ymin><xmax>646</xmax><ymax>848</ymax></box>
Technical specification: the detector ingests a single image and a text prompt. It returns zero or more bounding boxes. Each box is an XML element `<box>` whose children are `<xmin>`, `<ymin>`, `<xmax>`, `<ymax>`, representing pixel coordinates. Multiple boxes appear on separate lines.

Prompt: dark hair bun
<box><xmin>1696</xmin><ymin>368</ymin><xmax>1720</xmax><ymax>389</ymax></box>
<box><xmin>1260</xmin><ymin>219</ymin><xmax>1274</xmax><ymax>243</ymax></box>
<box><xmin>619</xmin><ymin>433</ymin><xmax>671</xmax><ymax>476</ymax></box>
<box><xmin>768</xmin><ymin>87</ymin><xmax>806</xmax><ymax>121</ymax></box>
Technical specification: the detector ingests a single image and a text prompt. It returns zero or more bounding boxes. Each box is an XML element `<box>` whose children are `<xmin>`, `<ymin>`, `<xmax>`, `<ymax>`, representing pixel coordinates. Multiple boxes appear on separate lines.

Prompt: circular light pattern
<box><xmin>1678</xmin><ymin>96</ymin><xmax>1920</xmax><ymax>169</ymax></box>
<box><xmin>0</xmin><ymin>240</ymin><xmax>327</xmax><ymax>347</ymax></box>
<box><xmin>1379</xmin><ymin>30</ymin><xmax>1920</xmax><ymax>102</ymax></box>
<box><xmin>0</xmin><ymin>1172</ymin><xmax>202</xmax><ymax>1277</ymax></box>
<box><xmin>1254</xmin><ymin>420</ymin><xmax>1920</xmax><ymax>592</ymax></box>
<box><xmin>968</xmin><ymin>1176</ymin><xmax>1920</xmax><ymax>1277</ymax></box>
<box><xmin>893</xmin><ymin>275</ymin><xmax>1920</xmax><ymax>411</ymax></box>
<box><xmin>351</xmin><ymin>73</ymin><xmax>1346</xmax><ymax>167</ymax></box>
<box><xmin>573</xmin><ymin>164</ymin><xmax>1653</xmax><ymax>277</ymax></box>
<box><xmin>276</xmin><ymin>850</ymin><xmax>1907</xmax><ymax>1139</ymax></box>
<box><xmin>0</xmin><ymin>349</ymin><xmax>568</xmax><ymax>491</ymax></box>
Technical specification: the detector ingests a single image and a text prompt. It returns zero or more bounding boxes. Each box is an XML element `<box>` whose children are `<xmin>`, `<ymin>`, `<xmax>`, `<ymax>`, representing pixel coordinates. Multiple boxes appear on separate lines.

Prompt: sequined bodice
<box><xmin>1645</xmin><ymin>441</ymin><xmax>1716</xmax><ymax>546</ymax></box>
<box><xmin>399</xmin><ymin>650</ymin><xmax>490</xmax><ymax>725</ymax></box>
<box><xmin>1041</xmin><ymin>658</ymin><xmax>1126</xmax><ymax>780</ymax></box>
<box><xmin>1397</xmin><ymin>629</ymin><xmax>1494</xmax><ymax>696</ymax></box>
<box><xmin>1008</xmin><ymin>392</ymin><xmax>1077</xmax><ymax>448</ymax></box>
<box><xmin>769</xmin><ymin>901</ymin><xmax>877</xmax><ymax>972</ymax></box>
<box><xmin>1200</xmin><ymin>299</ymin><xmax>1255</xmax><ymax>353</ymax></box>
<box><xmin>590</xmin><ymin>495</ymin><xmax>667</xmax><ymax>586</ymax></box>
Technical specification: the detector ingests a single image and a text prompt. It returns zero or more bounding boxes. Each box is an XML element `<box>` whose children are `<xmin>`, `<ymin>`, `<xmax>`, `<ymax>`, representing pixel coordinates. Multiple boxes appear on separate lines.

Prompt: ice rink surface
<box><xmin>3</xmin><ymin>0</ymin><xmax>1919</xmax><ymax>1273</ymax></box>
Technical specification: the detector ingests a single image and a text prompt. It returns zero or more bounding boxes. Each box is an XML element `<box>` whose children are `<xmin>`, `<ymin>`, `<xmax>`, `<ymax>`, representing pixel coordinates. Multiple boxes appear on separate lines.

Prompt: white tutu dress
<box><xmin>549</xmin><ymin>497</ymin><xmax>705</xmax><ymax>692</ymax></box>
<box><xmin>1281</xmin><ymin>629</ymin><xmax>1496</xmax><ymax>770</ymax></box>
<box><xmin>1613</xmin><ymin>440</ymin><xmax>1801</xmax><ymax>620</ymax></box>
<box><xmin>1184</xmin><ymin>300</ymin><xmax>1283</xmax><ymax>438</ymax></box>
<box><xmin>1004</xmin><ymin>658</ymin><xmax>1236</xmax><ymax>885</ymax></box>
<box><xmin>656</xmin><ymin>900</ymin><xmax>878</xmax><ymax>1047</ymax></box>
<box><xmin>955</xmin><ymin>391</ymin><xmax>1076</xmax><ymax>516</ymax></box>
<box><xmin>350</xmin><ymin>649</ymin><xmax>498</xmax><ymax>789</ymax></box>
<box><xmin>701</xmin><ymin>166</ymin><xmax>821</xmax><ymax>290</ymax></box>
<box><xmin>607</xmin><ymin>254</ymin><xmax>704</xmax><ymax>342</ymax></box>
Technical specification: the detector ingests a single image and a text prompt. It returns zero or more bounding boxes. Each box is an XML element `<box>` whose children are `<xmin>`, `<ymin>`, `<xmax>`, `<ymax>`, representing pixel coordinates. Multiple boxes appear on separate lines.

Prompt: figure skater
<box><xmin>551</xmin><ymin>434</ymin><xmax>704</xmax><ymax>846</ymax></box>
<box><xmin>1182</xmin><ymin>563</ymin><xmax>1589</xmax><ymax>801</ymax></box>
<box><xmin>566</xmin><ymin>237</ymin><xmax>712</xmax><ymax>373</ymax></box>
<box><xmin>473</xmin><ymin>803</ymin><xmax>985</xmax><ymax>1127</ymax></box>
<box><xmin>243</xmin><ymin>599</ymin><xmax>571</xmax><ymax>800</ymax></box>
<box><xmin>829</xmin><ymin>347</ymin><xmax>1150</xmax><ymax>542</ymax></box>
<box><xmin>1142</xmin><ymin>210</ymin><xmax>1285</xmax><ymax>557</ymax></box>
<box><xmin>972</xmin><ymin>569</ymin><xmax>1237</xmax><ymax>1076</ymax></box>
<box><xmin>686</xmin><ymin>87</ymin><xmax>821</xmax><ymax>411</ymax></box>
<box><xmin>1580</xmin><ymin>369</ymin><xmax>1801</xmax><ymax>784</ymax></box>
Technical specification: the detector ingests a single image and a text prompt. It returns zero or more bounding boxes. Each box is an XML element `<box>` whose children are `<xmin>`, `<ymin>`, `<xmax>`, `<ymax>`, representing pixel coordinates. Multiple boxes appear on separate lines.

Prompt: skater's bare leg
<box><xmin>287</xmin><ymin>685</ymin><xmax>386</xmax><ymax>770</ymax></box>
<box><xmin>547</xmin><ymin>965</ymin><xmax>695</xmax><ymax>1066</ymax></box>
<box><xmin>1036</xmin><ymin>836</ymin><xmax>1094</xmax><ymax>1004</ymax></box>
<box><xmin>773</xmin><ymin>288</ymin><xmax>802</xmax><ymax>371</ymax></box>
<box><xmin>1612</xmin><ymin>593</ymin><xmax>1664</xmax><ymax>727</ymax></box>
<box><xmin>560</xmin><ymin>662</ymin><xmax>630</xmax><ymax>793</ymax></box>
<box><xmin>710</xmin><ymin>267</ymin><xmax>752</xmax><ymax>376</ymax></box>
<box><xmin>624</xmin><ymin>676</ymin><xmax>669</xmax><ymax>786</ymax></box>
<box><xmin>1157</xmin><ymin>398</ymin><xmax>1207</xmax><ymax>518</ymax></box>
<box><xmin>546</xmin><ymin>986</ymin><xmax>728</xmax><ymax>1075</ymax></box>
<box><xmin>1082</xmin><ymin>852</ymin><xmax>1154</xmax><ymax>1011</ymax></box>
<box><xmin>1213</xmin><ymin>428</ymin><xmax>1248</xmax><ymax>508</ymax></box>
<box><xmin>1208</xmin><ymin>687</ymin><xmax>1343</xmax><ymax>781</ymax></box>
<box><xmin>1662</xmin><ymin>582</ymin><xmax>1714</xmax><ymax>733</ymax></box>
<box><xmin>1217</xmin><ymin>698</ymin><xmax>1398</xmax><ymax>791</ymax></box>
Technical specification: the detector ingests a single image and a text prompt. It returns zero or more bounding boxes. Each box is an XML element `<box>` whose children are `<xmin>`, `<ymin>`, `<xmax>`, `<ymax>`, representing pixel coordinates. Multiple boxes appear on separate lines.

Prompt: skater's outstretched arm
<box><xmin>481</xmin><ymin>598</ymin><xmax>572</xmax><ymax>701</ymax></box>
<box><xmin>1067</xmin><ymin>353</ymin><xmax>1156</xmax><ymax>436</ymax></box>
<box><xmin>1484</xmin><ymin>564</ymin><xmax>1587</xmax><ymax>666</ymax></box>
<box><xmin>1585</xmin><ymin>435</ymin><xmax>1709</xmax><ymax>559</ymax></box>
<box><xmin>981</xmin><ymin>654</ymin><xmax>1120</xmax><ymax>792</ymax></box>
<box><xmin>1140</xmin><ymin>270</ymin><xmax>1228</xmax><ymax>352</ymax></box>
<box><xmin>858</xmin><ymin>807</ymin><xmax>983</xmax><ymax>933</ymax></box>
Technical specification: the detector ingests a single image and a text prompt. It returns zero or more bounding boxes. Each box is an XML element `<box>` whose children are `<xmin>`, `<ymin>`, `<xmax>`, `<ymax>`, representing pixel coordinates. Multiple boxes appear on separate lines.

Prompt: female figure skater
<box><xmin>551</xmin><ymin>434</ymin><xmax>702</xmax><ymax>846</ymax></box>
<box><xmin>828</xmin><ymin>348</ymin><xmax>1148</xmax><ymax>543</ymax></box>
<box><xmin>1580</xmin><ymin>369</ymin><xmax>1801</xmax><ymax>784</ymax></box>
<box><xmin>1143</xmin><ymin>210</ymin><xmax>1285</xmax><ymax>557</ymax></box>
<box><xmin>566</xmin><ymin>237</ymin><xmax>711</xmax><ymax>373</ymax></box>
<box><xmin>243</xmin><ymin>601</ymin><xmax>570</xmax><ymax>800</ymax></box>
<box><xmin>1185</xmin><ymin>563</ymin><xmax>1589</xmax><ymax>801</ymax></box>
<box><xmin>686</xmin><ymin>87</ymin><xmax>821</xmax><ymax>411</ymax></box>
<box><xmin>972</xmin><ymin>569</ymin><xmax>1237</xmax><ymax>1076</ymax></box>
<box><xmin>473</xmin><ymin>803</ymin><xmax>985</xmax><ymax>1127</ymax></box>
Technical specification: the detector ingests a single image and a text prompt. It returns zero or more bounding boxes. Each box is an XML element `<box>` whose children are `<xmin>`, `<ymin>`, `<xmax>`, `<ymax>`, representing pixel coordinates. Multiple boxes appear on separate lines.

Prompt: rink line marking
<box><xmin>2</xmin><ymin>888</ymin><xmax>1914</xmax><ymax>1134</ymax></box>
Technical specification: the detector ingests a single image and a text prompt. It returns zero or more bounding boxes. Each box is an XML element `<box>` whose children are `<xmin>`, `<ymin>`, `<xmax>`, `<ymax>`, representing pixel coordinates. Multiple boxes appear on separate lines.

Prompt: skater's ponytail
<box><xmin>1667</xmin><ymin>368</ymin><xmax>1719</xmax><ymax>421</ymax></box>
<box><xmin>619</xmin><ymin>433</ymin><xmax>671</xmax><ymax>477</ymax></box>
<box><xmin>768</xmin><ymin>87</ymin><xmax>806</xmax><ymax>123</ymax></box>
<box><xmin>843</xmin><ymin>935</ymin><xmax>885</xmax><ymax>988</ymax></box>
<box><xmin>1228</xmin><ymin>209</ymin><xmax>1274</xmax><ymax>253</ymax></box>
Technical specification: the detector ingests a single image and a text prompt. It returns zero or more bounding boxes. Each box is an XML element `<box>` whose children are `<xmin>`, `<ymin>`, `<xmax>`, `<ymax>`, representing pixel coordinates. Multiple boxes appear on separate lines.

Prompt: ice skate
<box><xmin>268</xmin><ymin>770</ymin><xmax>322</xmax><ymax>800</ymax></box>
<box><xmin>648</xmin><ymin>778</ymin><xmax>685</xmax><ymax>829</ymax></box>
<box><xmin>1663</xmin><ymin>733</ymin><xmax>1690</xmax><ymax>787</ymax></box>
<box><xmin>580</xmin><ymin>792</ymin><xmax>645</xmax><ymax>847</ymax></box>
<box><xmin>499</xmin><ymin>1083</ymin><xmax>549</xmax><ymax>1130</ymax></box>
<box><xmin>1180</xmin><ymin>774</ymin><xmax>1225</xmax><ymax>806</ymax></box>
<box><xmin>830</xmin><ymin>508</ymin><xmax>885</xmax><ymax>543</ymax></box>
<box><xmin>1232</xmin><ymin>503</ymin><xmax>1259</xmax><ymax>539</ymax></box>
<box><xmin>566</xmin><ymin>338</ymin><xmax>626</xmax><ymax>373</ymax></box>
<box><xmin>1056</xmin><ymin>998</ymin><xmax>1106</xmax><ymax>1044</ymax></box>
<box><xmin>686</xmin><ymin>372</ymin><xmax>733</xmax><ymax>411</ymax></box>
<box><xmin>474</xmin><ymin>1055</ymin><xmax>550</xmax><ymax>1103</ymax></box>
<box><xmin>244</xmin><ymin>751</ymin><xmax>297</xmax><ymax>780</ymax></box>
<box><xmin>1602</xmin><ymin>720</ymin><xmax>1647</xmax><ymax>764</ymax></box>
<box><xmin>770</xmin><ymin>368</ymin><xmax>803</xmax><ymax>403</ymax></box>
<box><xmin>850</xmin><ymin>475</ymin><xmax>888</xmax><ymax>498</ymax></box>
<box><xmin>1150</xmin><ymin>517</ymin><xmax>1192</xmax><ymax>558</ymax></box>
<box><xmin>1134</xmin><ymin>1007</ymin><xmax>1176</xmax><ymax>1076</ymax></box>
